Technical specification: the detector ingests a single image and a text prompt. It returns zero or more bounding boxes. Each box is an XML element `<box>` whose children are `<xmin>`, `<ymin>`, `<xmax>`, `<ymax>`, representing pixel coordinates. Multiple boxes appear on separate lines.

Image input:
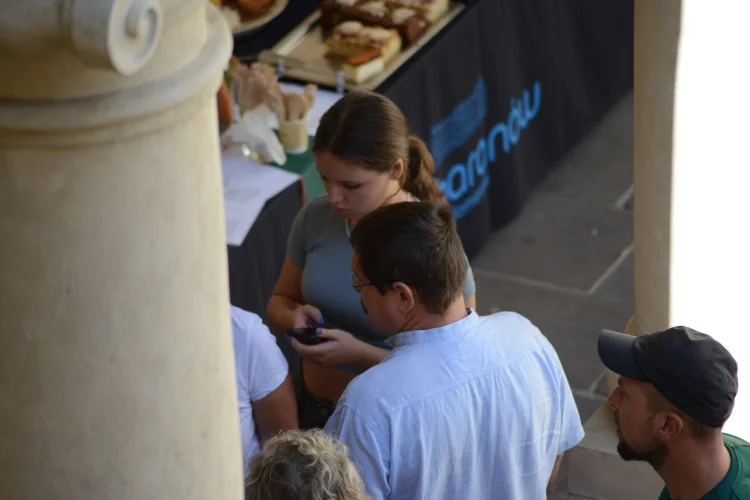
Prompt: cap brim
<box><xmin>598</xmin><ymin>330</ymin><xmax>647</xmax><ymax>381</ymax></box>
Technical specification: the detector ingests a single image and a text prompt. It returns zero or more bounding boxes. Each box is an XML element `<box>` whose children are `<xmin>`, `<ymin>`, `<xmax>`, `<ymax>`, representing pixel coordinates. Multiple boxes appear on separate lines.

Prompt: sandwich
<box><xmin>386</xmin><ymin>0</ymin><xmax>449</xmax><ymax>23</ymax></box>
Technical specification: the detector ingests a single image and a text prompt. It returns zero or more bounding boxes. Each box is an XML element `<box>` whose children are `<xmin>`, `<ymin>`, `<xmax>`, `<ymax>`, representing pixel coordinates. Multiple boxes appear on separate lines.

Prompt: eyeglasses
<box><xmin>351</xmin><ymin>269</ymin><xmax>411</xmax><ymax>293</ymax></box>
<box><xmin>351</xmin><ymin>269</ymin><xmax>377</xmax><ymax>292</ymax></box>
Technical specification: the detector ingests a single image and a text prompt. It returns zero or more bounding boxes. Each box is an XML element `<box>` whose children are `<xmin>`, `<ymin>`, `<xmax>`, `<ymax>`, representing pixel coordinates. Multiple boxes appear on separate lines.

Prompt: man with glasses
<box><xmin>324</xmin><ymin>201</ymin><xmax>584</xmax><ymax>500</ymax></box>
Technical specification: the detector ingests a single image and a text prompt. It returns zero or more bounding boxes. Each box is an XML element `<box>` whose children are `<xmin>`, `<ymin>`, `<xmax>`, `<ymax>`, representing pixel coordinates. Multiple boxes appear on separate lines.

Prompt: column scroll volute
<box><xmin>67</xmin><ymin>0</ymin><xmax>163</xmax><ymax>75</ymax></box>
<box><xmin>0</xmin><ymin>0</ymin><xmax>163</xmax><ymax>75</ymax></box>
<box><xmin>0</xmin><ymin>0</ymin><xmax>211</xmax><ymax>101</ymax></box>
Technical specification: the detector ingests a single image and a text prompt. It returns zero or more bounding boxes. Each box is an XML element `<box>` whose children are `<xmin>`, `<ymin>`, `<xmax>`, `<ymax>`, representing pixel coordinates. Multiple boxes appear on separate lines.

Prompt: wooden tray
<box><xmin>258</xmin><ymin>3</ymin><xmax>464</xmax><ymax>92</ymax></box>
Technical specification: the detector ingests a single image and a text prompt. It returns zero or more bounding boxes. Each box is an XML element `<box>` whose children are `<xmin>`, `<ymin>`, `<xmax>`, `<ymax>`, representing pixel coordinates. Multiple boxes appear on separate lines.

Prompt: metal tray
<box><xmin>258</xmin><ymin>3</ymin><xmax>464</xmax><ymax>92</ymax></box>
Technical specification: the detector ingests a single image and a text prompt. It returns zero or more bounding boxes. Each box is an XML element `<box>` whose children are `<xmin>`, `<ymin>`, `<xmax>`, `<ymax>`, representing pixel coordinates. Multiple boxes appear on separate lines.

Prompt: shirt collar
<box><xmin>385</xmin><ymin>309</ymin><xmax>479</xmax><ymax>348</ymax></box>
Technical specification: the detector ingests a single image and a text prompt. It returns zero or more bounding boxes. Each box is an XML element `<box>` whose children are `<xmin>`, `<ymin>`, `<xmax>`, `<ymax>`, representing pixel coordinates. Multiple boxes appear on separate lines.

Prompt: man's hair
<box><xmin>645</xmin><ymin>386</ymin><xmax>718</xmax><ymax>442</ymax></box>
<box><xmin>349</xmin><ymin>201</ymin><xmax>467</xmax><ymax>314</ymax></box>
<box><xmin>246</xmin><ymin>430</ymin><xmax>368</xmax><ymax>500</ymax></box>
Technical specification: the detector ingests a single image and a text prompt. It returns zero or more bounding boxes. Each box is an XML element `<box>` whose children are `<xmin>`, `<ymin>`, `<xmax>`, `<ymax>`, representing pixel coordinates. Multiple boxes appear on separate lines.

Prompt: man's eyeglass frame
<box><xmin>351</xmin><ymin>269</ymin><xmax>409</xmax><ymax>293</ymax></box>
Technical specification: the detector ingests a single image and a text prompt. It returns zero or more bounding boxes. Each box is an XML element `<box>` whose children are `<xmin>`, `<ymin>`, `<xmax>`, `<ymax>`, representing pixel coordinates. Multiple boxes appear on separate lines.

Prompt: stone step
<box><xmin>566</xmin><ymin>404</ymin><xmax>664</xmax><ymax>500</ymax></box>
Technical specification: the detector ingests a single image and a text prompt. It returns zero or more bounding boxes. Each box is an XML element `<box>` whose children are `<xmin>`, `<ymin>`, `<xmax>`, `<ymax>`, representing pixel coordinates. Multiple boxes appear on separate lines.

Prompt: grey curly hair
<box><xmin>245</xmin><ymin>429</ymin><xmax>369</xmax><ymax>500</ymax></box>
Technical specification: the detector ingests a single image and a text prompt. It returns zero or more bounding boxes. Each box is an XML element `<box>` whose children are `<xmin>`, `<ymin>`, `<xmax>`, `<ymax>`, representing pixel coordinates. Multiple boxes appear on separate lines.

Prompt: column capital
<box><xmin>0</xmin><ymin>1</ymin><xmax>231</xmax><ymax>147</ymax></box>
<box><xmin>0</xmin><ymin>0</ymin><xmax>166</xmax><ymax>75</ymax></box>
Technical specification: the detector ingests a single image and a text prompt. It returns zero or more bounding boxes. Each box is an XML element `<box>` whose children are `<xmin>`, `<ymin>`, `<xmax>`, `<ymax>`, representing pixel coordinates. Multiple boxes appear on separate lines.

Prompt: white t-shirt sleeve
<box><xmin>237</xmin><ymin>310</ymin><xmax>289</xmax><ymax>401</ymax></box>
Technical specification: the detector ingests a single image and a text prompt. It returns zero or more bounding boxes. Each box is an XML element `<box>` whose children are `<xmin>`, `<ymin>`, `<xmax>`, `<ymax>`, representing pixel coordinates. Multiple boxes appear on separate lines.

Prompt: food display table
<box><xmin>226</xmin><ymin>175</ymin><xmax>302</xmax><ymax>319</ymax></box>
<box><xmin>235</xmin><ymin>0</ymin><xmax>633</xmax><ymax>258</ymax></box>
<box><xmin>225</xmin><ymin>146</ymin><xmax>322</xmax><ymax>319</ymax></box>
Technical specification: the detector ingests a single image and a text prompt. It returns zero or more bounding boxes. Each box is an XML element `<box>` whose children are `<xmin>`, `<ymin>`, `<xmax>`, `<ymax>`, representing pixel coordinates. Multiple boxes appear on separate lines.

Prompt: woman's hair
<box><xmin>245</xmin><ymin>430</ymin><xmax>369</xmax><ymax>500</ymax></box>
<box><xmin>313</xmin><ymin>91</ymin><xmax>445</xmax><ymax>204</ymax></box>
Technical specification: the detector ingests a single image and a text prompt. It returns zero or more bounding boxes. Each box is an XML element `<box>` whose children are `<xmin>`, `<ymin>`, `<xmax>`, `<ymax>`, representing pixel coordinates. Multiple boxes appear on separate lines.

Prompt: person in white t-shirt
<box><xmin>231</xmin><ymin>305</ymin><xmax>298</xmax><ymax>477</ymax></box>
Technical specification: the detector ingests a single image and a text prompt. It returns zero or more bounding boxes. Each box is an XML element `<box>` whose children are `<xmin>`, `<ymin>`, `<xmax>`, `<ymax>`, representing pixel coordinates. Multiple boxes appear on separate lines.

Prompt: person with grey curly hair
<box><xmin>245</xmin><ymin>429</ymin><xmax>368</xmax><ymax>500</ymax></box>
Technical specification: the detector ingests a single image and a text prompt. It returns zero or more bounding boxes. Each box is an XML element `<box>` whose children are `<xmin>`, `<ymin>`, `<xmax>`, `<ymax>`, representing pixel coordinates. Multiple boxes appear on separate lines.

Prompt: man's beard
<box><xmin>615</xmin><ymin>411</ymin><xmax>668</xmax><ymax>469</ymax></box>
<box><xmin>616</xmin><ymin>439</ymin><xmax>667</xmax><ymax>468</ymax></box>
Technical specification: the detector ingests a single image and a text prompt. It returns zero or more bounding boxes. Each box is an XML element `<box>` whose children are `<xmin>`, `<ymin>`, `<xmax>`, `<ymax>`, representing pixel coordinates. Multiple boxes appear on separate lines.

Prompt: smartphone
<box><xmin>306</xmin><ymin>319</ymin><xmax>332</xmax><ymax>329</ymax></box>
<box><xmin>286</xmin><ymin>327</ymin><xmax>327</xmax><ymax>346</ymax></box>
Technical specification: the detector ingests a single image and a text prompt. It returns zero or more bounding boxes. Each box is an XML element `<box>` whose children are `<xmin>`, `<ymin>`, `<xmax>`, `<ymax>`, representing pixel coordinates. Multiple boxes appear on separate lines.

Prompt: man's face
<box><xmin>350</xmin><ymin>252</ymin><xmax>409</xmax><ymax>335</ymax></box>
<box><xmin>607</xmin><ymin>377</ymin><xmax>668</xmax><ymax>468</ymax></box>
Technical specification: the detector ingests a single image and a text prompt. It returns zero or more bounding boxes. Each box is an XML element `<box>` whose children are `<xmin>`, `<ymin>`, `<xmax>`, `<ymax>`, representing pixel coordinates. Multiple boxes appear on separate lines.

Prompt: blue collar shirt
<box><xmin>324</xmin><ymin>310</ymin><xmax>584</xmax><ymax>499</ymax></box>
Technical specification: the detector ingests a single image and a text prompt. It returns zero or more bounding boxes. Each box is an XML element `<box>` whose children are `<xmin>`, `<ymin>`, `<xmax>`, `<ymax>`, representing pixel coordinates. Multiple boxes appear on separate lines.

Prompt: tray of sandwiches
<box><xmin>258</xmin><ymin>0</ymin><xmax>463</xmax><ymax>91</ymax></box>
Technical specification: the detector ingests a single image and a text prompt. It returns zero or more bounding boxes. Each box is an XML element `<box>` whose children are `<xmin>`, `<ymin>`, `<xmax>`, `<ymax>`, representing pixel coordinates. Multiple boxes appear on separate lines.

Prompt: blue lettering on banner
<box><xmin>429</xmin><ymin>78</ymin><xmax>488</xmax><ymax>170</ymax></box>
<box><xmin>433</xmin><ymin>80</ymin><xmax>542</xmax><ymax>220</ymax></box>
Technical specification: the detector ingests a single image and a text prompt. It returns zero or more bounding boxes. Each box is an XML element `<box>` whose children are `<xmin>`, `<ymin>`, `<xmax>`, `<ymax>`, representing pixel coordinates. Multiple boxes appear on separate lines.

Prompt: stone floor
<box><xmin>470</xmin><ymin>92</ymin><xmax>634</xmax><ymax>499</ymax></box>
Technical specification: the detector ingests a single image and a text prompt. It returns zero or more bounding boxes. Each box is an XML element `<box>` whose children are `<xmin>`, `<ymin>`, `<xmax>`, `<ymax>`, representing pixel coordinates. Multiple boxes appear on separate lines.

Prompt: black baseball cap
<box><xmin>598</xmin><ymin>326</ymin><xmax>738</xmax><ymax>428</ymax></box>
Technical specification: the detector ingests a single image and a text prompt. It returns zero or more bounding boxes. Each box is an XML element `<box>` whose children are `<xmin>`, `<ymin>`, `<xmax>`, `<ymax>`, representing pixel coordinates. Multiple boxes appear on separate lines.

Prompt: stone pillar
<box><xmin>649</xmin><ymin>0</ymin><xmax>750</xmax><ymax>439</ymax></box>
<box><xmin>0</xmin><ymin>2</ymin><xmax>241</xmax><ymax>499</ymax></box>
<box><xmin>630</xmin><ymin>0</ymin><xmax>750</xmax><ymax>441</ymax></box>
<box><xmin>569</xmin><ymin>1</ymin><xmax>750</xmax><ymax>498</ymax></box>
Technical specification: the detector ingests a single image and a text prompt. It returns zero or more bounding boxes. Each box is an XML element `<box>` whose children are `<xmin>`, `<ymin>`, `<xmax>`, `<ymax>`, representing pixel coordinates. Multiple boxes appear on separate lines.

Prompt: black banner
<box><xmin>382</xmin><ymin>0</ymin><xmax>633</xmax><ymax>257</ymax></box>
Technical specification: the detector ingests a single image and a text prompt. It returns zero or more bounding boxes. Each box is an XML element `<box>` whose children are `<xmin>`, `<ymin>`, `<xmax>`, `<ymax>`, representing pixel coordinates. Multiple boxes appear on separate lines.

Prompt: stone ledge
<box><xmin>566</xmin><ymin>404</ymin><xmax>663</xmax><ymax>500</ymax></box>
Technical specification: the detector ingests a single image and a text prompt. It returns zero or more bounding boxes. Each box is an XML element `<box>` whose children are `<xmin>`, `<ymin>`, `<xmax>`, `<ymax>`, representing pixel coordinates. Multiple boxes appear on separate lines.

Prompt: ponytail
<box><xmin>404</xmin><ymin>134</ymin><xmax>446</xmax><ymax>204</ymax></box>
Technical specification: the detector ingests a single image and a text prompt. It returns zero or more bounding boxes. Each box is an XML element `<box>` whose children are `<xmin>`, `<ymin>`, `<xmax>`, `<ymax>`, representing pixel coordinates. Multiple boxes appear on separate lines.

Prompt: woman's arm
<box><xmin>267</xmin><ymin>256</ymin><xmax>311</xmax><ymax>332</ymax></box>
<box><xmin>252</xmin><ymin>374</ymin><xmax>299</xmax><ymax>444</ymax></box>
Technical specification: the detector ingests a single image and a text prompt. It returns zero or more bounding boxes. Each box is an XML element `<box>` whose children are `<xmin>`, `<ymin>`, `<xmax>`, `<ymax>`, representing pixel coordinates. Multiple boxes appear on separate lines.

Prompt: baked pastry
<box><xmin>327</xmin><ymin>21</ymin><xmax>402</xmax><ymax>62</ymax></box>
<box><xmin>321</xmin><ymin>0</ymin><xmax>356</xmax><ymax>29</ymax></box>
<box><xmin>321</xmin><ymin>0</ymin><xmax>429</xmax><ymax>46</ymax></box>
<box><xmin>357</xmin><ymin>0</ymin><xmax>389</xmax><ymax>18</ymax></box>
<box><xmin>342</xmin><ymin>51</ymin><xmax>386</xmax><ymax>83</ymax></box>
<box><xmin>385</xmin><ymin>7</ymin><xmax>428</xmax><ymax>44</ymax></box>
<box><xmin>386</xmin><ymin>0</ymin><xmax>448</xmax><ymax>23</ymax></box>
<box><xmin>328</xmin><ymin>21</ymin><xmax>401</xmax><ymax>83</ymax></box>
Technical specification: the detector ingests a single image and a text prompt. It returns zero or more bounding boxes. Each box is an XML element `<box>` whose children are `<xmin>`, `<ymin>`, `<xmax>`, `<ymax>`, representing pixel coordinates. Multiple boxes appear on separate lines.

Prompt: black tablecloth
<box><xmin>380</xmin><ymin>1</ymin><xmax>633</xmax><ymax>257</ymax></box>
<box><xmin>234</xmin><ymin>0</ymin><xmax>634</xmax><ymax>260</ymax></box>
<box><xmin>228</xmin><ymin>180</ymin><xmax>303</xmax><ymax>320</ymax></box>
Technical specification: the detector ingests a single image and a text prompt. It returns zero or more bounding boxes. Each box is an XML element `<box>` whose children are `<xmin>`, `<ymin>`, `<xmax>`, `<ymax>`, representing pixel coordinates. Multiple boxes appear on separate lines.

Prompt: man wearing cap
<box><xmin>598</xmin><ymin>326</ymin><xmax>749</xmax><ymax>499</ymax></box>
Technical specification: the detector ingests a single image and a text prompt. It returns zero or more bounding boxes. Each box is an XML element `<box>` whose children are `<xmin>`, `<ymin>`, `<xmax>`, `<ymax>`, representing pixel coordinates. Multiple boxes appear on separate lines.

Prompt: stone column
<box><xmin>569</xmin><ymin>1</ymin><xmax>750</xmax><ymax>498</ymax></box>
<box><xmin>0</xmin><ymin>2</ymin><xmax>241</xmax><ymax>499</ymax></box>
<box><xmin>630</xmin><ymin>0</ymin><xmax>750</xmax><ymax>440</ymax></box>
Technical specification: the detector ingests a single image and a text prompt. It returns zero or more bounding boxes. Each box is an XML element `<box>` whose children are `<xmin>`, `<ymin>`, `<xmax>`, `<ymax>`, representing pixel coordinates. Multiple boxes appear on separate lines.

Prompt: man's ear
<box><xmin>656</xmin><ymin>411</ymin><xmax>685</xmax><ymax>443</ymax></box>
<box><xmin>392</xmin><ymin>282</ymin><xmax>415</xmax><ymax>313</ymax></box>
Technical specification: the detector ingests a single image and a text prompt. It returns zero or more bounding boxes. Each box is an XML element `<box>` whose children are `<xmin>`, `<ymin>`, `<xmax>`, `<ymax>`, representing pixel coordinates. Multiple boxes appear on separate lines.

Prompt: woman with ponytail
<box><xmin>267</xmin><ymin>91</ymin><xmax>477</xmax><ymax>427</ymax></box>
